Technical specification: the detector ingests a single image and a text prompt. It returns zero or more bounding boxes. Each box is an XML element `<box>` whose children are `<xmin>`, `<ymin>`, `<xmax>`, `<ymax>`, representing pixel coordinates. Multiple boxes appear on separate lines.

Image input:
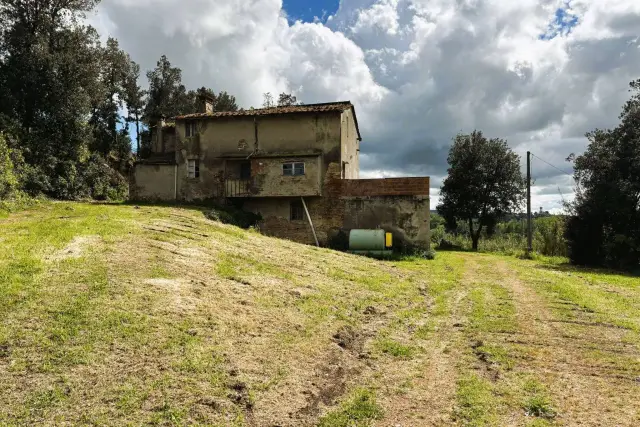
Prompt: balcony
<box><xmin>225</xmin><ymin>179</ymin><xmax>252</xmax><ymax>197</ymax></box>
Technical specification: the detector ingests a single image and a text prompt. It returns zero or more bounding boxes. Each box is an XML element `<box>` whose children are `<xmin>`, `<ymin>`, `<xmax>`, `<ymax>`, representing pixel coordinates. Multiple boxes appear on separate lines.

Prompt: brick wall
<box><xmin>339</xmin><ymin>177</ymin><xmax>430</xmax><ymax>197</ymax></box>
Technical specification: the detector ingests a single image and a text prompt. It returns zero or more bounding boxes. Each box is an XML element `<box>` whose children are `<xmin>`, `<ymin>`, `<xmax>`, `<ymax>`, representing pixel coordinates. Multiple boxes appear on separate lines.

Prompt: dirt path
<box><xmin>373</xmin><ymin>256</ymin><xmax>473</xmax><ymax>427</ymax></box>
<box><xmin>495</xmin><ymin>260</ymin><xmax>640</xmax><ymax>426</ymax></box>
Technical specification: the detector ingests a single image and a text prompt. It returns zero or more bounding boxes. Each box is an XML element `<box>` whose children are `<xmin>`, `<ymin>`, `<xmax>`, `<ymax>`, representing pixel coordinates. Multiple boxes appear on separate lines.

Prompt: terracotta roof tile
<box><xmin>173</xmin><ymin>101</ymin><xmax>361</xmax><ymax>140</ymax></box>
<box><xmin>174</xmin><ymin>101</ymin><xmax>351</xmax><ymax>119</ymax></box>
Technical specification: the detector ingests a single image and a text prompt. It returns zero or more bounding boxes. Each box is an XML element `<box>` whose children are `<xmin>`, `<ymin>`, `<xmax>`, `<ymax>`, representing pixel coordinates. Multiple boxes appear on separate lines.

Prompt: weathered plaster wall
<box><xmin>150</xmin><ymin>127</ymin><xmax>176</xmax><ymax>153</ymax></box>
<box><xmin>342</xmin><ymin>196</ymin><xmax>430</xmax><ymax>249</ymax></box>
<box><xmin>243</xmin><ymin>165</ymin><xmax>431</xmax><ymax>249</ymax></box>
<box><xmin>246</xmin><ymin>156</ymin><xmax>322</xmax><ymax>197</ymax></box>
<box><xmin>340</xmin><ymin>109</ymin><xmax>359</xmax><ymax>179</ymax></box>
<box><xmin>131</xmin><ymin>164</ymin><xmax>176</xmax><ymax>200</ymax></box>
<box><xmin>172</xmin><ymin>112</ymin><xmax>342</xmax><ymax>200</ymax></box>
<box><xmin>163</xmin><ymin>129</ymin><xmax>176</xmax><ymax>152</ymax></box>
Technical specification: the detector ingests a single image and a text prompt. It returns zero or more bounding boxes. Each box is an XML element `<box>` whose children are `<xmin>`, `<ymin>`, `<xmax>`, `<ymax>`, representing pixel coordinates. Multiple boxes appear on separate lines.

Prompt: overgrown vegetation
<box><xmin>204</xmin><ymin>203</ymin><xmax>262</xmax><ymax>229</ymax></box>
<box><xmin>433</xmin><ymin>213</ymin><xmax>567</xmax><ymax>257</ymax></box>
<box><xmin>565</xmin><ymin>79</ymin><xmax>640</xmax><ymax>270</ymax></box>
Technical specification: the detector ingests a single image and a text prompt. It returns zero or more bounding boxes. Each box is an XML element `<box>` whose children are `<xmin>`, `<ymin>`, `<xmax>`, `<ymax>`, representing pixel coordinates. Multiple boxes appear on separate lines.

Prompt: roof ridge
<box><xmin>237</xmin><ymin>101</ymin><xmax>352</xmax><ymax>111</ymax></box>
<box><xmin>172</xmin><ymin>100</ymin><xmax>361</xmax><ymax>141</ymax></box>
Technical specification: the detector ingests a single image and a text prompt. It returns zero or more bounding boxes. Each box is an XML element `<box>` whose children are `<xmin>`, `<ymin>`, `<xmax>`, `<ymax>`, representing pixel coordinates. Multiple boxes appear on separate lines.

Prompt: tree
<box><xmin>565</xmin><ymin>79</ymin><xmax>640</xmax><ymax>269</ymax></box>
<box><xmin>123</xmin><ymin>60</ymin><xmax>145</xmax><ymax>154</ymax></box>
<box><xmin>143</xmin><ymin>55</ymin><xmax>188</xmax><ymax>123</ymax></box>
<box><xmin>437</xmin><ymin>131</ymin><xmax>526</xmax><ymax>251</ymax></box>
<box><xmin>213</xmin><ymin>91</ymin><xmax>238</xmax><ymax>112</ymax></box>
<box><xmin>262</xmin><ymin>92</ymin><xmax>274</xmax><ymax>108</ymax></box>
<box><xmin>0</xmin><ymin>0</ymin><xmax>106</xmax><ymax>197</ymax></box>
<box><xmin>0</xmin><ymin>0</ymin><xmax>131</xmax><ymax>200</ymax></box>
<box><xmin>90</xmin><ymin>37</ymin><xmax>130</xmax><ymax>157</ymax></box>
<box><xmin>277</xmin><ymin>92</ymin><xmax>298</xmax><ymax>106</ymax></box>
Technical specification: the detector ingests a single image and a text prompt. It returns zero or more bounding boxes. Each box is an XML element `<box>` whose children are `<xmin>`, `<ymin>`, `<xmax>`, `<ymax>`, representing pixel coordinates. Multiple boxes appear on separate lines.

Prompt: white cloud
<box><xmin>90</xmin><ymin>0</ymin><xmax>640</xmax><ymax>212</ymax></box>
<box><xmin>352</xmin><ymin>0</ymin><xmax>401</xmax><ymax>35</ymax></box>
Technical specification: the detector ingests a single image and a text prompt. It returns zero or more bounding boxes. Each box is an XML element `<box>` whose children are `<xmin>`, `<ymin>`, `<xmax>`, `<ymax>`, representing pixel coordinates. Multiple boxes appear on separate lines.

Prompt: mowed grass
<box><xmin>1</xmin><ymin>202</ymin><xmax>639</xmax><ymax>426</ymax></box>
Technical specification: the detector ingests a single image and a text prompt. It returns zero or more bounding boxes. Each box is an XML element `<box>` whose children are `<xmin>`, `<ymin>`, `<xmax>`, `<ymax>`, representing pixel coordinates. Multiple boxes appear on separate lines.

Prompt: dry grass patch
<box><xmin>2</xmin><ymin>203</ymin><xmax>640</xmax><ymax>426</ymax></box>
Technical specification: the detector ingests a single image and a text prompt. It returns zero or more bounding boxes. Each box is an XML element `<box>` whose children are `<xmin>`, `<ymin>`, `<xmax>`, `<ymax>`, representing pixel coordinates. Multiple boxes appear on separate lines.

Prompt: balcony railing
<box><xmin>225</xmin><ymin>179</ymin><xmax>252</xmax><ymax>197</ymax></box>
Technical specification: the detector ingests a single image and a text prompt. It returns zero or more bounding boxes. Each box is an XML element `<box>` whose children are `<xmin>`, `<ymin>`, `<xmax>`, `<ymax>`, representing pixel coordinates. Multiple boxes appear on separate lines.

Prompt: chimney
<box><xmin>197</xmin><ymin>94</ymin><xmax>214</xmax><ymax>114</ymax></box>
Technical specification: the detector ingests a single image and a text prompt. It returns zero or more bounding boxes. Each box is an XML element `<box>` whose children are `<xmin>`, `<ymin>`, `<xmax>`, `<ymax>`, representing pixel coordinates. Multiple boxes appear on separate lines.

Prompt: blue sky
<box><xmin>539</xmin><ymin>2</ymin><xmax>579</xmax><ymax>40</ymax></box>
<box><xmin>283</xmin><ymin>0</ymin><xmax>340</xmax><ymax>23</ymax></box>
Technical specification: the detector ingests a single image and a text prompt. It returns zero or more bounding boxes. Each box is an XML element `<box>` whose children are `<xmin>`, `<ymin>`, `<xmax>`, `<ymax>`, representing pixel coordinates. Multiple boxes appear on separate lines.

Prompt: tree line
<box><xmin>437</xmin><ymin>79</ymin><xmax>640</xmax><ymax>270</ymax></box>
<box><xmin>0</xmin><ymin>0</ymin><xmax>300</xmax><ymax>202</ymax></box>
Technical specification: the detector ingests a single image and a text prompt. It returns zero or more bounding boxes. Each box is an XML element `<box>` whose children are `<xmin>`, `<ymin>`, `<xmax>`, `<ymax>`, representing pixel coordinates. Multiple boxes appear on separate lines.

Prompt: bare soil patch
<box><xmin>47</xmin><ymin>235</ymin><xmax>101</xmax><ymax>261</ymax></box>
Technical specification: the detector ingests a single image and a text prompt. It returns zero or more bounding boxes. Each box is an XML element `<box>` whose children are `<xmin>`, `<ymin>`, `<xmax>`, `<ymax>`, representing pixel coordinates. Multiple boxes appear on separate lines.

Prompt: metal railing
<box><xmin>225</xmin><ymin>179</ymin><xmax>252</xmax><ymax>197</ymax></box>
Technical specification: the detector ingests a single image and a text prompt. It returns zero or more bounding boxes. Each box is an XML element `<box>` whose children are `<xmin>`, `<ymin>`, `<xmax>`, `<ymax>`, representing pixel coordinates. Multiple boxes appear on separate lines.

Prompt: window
<box><xmin>283</xmin><ymin>162</ymin><xmax>305</xmax><ymax>176</ymax></box>
<box><xmin>185</xmin><ymin>121</ymin><xmax>197</xmax><ymax>137</ymax></box>
<box><xmin>290</xmin><ymin>200</ymin><xmax>304</xmax><ymax>221</ymax></box>
<box><xmin>187</xmin><ymin>159</ymin><xmax>200</xmax><ymax>178</ymax></box>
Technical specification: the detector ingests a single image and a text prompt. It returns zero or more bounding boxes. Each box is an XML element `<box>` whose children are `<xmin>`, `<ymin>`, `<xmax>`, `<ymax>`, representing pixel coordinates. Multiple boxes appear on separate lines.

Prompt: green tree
<box><xmin>565</xmin><ymin>79</ymin><xmax>640</xmax><ymax>269</ymax></box>
<box><xmin>277</xmin><ymin>92</ymin><xmax>299</xmax><ymax>106</ymax></box>
<box><xmin>90</xmin><ymin>37</ymin><xmax>131</xmax><ymax>157</ymax></box>
<box><xmin>143</xmin><ymin>55</ymin><xmax>188</xmax><ymax>123</ymax></box>
<box><xmin>437</xmin><ymin>131</ymin><xmax>526</xmax><ymax>251</ymax></box>
<box><xmin>123</xmin><ymin>60</ymin><xmax>145</xmax><ymax>154</ymax></box>
<box><xmin>0</xmin><ymin>0</ymin><xmax>104</xmax><ymax>197</ymax></box>
<box><xmin>213</xmin><ymin>91</ymin><xmax>238</xmax><ymax>111</ymax></box>
<box><xmin>0</xmin><ymin>0</ymin><xmax>130</xmax><ymax>200</ymax></box>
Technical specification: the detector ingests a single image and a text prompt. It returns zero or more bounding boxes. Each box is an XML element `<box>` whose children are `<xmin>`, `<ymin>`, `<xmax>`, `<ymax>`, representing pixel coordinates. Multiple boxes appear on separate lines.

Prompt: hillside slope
<box><xmin>1</xmin><ymin>203</ymin><xmax>639</xmax><ymax>426</ymax></box>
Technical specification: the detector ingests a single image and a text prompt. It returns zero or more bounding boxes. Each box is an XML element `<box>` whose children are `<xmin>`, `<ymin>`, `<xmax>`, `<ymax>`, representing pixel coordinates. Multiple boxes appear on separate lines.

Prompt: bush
<box><xmin>82</xmin><ymin>154</ymin><xmax>129</xmax><ymax>201</ymax></box>
<box><xmin>533</xmin><ymin>216</ymin><xmax>566</xmax><ymax>257</ymax></box>
<box><xmin>0</xmin><ymin>133</ymin><xmax>19</xmax><ymax>198</ymax></box>
<box><xmin>328</xmin><ymin>229</ymin><xmax>349</xmax><ymax>251</ymax></box>
<box><xmin>414</xmin><ymin>249</ymin><xmax>436</xmax><ymax>260</ymax></box>
<box><xmin>205</xmin><ymin>204</ymin><xmax>261</xmax><ymax>229</ymax></box>
<box><xmin>44</xmin><ymin>155</ymin><xmax>128</xmax><ymax>201</ymax></box>
<box><xmin>436</xmin><ymin>216</ymin><xmax>567</xmax><ymax>257</ymax></box>
<box><xmin>431</xmin><ymin>224</ymin><xmax>445</xmax><ymax>245</ymax></box>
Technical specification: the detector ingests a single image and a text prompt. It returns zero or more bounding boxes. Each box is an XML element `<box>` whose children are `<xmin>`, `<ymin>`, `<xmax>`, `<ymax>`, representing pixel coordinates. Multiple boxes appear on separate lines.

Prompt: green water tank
<box><xmin>348</xmin><ymin>229</ymin><xmax>391</xmax><ymax>252</ymax></box>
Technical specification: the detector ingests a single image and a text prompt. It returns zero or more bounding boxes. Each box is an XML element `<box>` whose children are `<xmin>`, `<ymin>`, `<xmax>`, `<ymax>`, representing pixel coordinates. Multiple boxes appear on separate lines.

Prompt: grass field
<box><xmin>1</xmin><ymin>202</ymin><xmax>639</xmax><ymax>426</ymax></box>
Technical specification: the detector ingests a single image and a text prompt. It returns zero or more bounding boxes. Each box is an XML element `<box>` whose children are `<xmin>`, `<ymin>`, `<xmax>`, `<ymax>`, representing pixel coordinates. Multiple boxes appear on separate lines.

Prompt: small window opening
<box><xmin>185</xmin><ymin>121</ymin><xmax>197</xmax><ymax>137</ymax></box>
<box><xmin>187</xmin><ymin>159</ymin><xmax>200</xmax><ymax>178</ymax></box>
<box><xmin>283</xmin><ymin>162</ymin><xmax>305</xmax><ymax>176</ymax></box>
<box><xmin>290</xmin><ymin>200</ymin><xmax>304</xmax><ymax>221</ymax></box>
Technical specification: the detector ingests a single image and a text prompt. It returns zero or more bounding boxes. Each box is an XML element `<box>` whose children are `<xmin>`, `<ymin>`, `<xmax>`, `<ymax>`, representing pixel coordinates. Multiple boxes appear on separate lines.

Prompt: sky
<box><xmin>89</xmin><ymin>0</ymin><xmax>640</xmax><ymax>213</ymax></box>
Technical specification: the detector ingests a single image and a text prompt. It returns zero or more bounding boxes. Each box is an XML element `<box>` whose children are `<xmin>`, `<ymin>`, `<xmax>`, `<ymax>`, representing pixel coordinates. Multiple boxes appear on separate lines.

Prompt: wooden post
<box><xmin>301</xmin><ymin>197</ymin><xmax>319</xmax><ymax>247</ymax></box>
<box><xmin>527</xmin><ymin>151</ymin><xmax>532</xmax><ymax>253</ymax></box>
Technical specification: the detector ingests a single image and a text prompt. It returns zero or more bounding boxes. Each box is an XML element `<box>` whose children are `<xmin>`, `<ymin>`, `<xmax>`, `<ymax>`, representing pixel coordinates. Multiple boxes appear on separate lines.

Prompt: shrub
<box><xmin>82</xmin><ymin>154</ymin><xmax>129</xmax><ymax>201</ymax></box>
<box><xmin>414</xmin><ymin>249</ymin><xmax>436</xmax><ymax>260</ymax></box>
<box><xmin>328</xmin><ymin>229</ymin><xmax>349</xmax><ymax>251</ymax></box>
<box><xmin>205</xmin><ymin>204</ymin><xmax>261</xmax><ymax>229</ymax></box>
<box><xmin>0</xmin><ymin>133</ymin><xmax>19</xmax><ymax>198</ymax></box>
<box><xmin>533</xmin><ymin>216</ymin><xmax>566</xmax><ymax>257</ymax></box>
<box><xmin>430</xmin><ymin>224</ymin><xmax>445</xmax><ymax>245</ymax></box>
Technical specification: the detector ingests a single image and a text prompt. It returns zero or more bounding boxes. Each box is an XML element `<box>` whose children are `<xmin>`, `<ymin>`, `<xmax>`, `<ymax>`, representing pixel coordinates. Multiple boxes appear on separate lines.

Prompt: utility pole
<box><xmin>526</xmin><ymin>151</ymin><xmax>532</xmax><ymax>253</ymax></box>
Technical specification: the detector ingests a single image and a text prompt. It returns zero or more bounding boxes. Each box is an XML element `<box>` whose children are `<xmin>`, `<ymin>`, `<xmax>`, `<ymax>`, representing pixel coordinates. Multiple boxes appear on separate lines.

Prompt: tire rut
<box><xmin>494</xmin><ymin>260</ymin><xmax>640</xmax><ymax>426</ymax></box>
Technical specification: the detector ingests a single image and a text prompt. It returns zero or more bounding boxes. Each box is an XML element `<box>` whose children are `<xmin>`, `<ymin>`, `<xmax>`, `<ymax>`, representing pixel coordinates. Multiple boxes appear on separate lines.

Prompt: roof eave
<box><xmin>349</xmin><ymin>104</ymin><xmax>362</xmax><ymax>141</ymax></box>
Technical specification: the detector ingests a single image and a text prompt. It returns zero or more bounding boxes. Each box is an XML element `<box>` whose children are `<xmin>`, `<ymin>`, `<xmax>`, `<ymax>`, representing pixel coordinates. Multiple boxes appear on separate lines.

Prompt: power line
<box><xmin>530</xmin><ymin>153</ymin><xmax>575</xmax><ymax>179</ymax></box>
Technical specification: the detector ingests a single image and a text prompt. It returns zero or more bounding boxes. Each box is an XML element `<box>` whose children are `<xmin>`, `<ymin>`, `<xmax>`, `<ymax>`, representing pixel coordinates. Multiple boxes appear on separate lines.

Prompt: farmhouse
<box><xmin>132</xmin><ymin>95</ymin><xmax>431</xmax><ymax>248</ymax></box>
